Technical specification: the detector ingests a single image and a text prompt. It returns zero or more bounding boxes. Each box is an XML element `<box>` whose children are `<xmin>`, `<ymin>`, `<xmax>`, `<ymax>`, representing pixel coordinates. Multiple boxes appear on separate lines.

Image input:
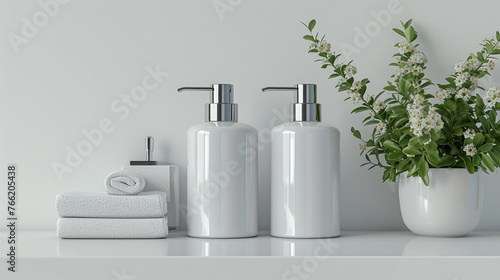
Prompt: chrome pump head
<box><xmin>178</xmin><ymin>84</ymin><xmax>237</xmax><ymax>122</ymax></box>
<box><xmin>262</xmin><ymin>84</ymin><xmax>321</xmax><ymax>122</ymax></box>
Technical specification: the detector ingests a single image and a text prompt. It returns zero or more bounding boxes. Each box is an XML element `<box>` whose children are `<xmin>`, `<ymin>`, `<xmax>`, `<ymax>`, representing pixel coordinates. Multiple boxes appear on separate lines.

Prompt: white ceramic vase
<box><xmin>398</xmin><ymin>168</ymin><xmax>483</xmax><ymax>237</ymax></box>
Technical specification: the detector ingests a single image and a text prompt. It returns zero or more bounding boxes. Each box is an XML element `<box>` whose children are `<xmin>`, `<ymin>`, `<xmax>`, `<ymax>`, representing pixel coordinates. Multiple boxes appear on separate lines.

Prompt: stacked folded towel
<box><xmin>56</xmin><ymin>171</ymin><xmax>168</xmax><ymax>239</ymax></box>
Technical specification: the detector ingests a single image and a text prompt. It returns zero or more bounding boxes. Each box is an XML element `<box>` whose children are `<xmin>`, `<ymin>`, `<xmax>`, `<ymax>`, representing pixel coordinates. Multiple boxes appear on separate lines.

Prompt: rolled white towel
<box><xmin>105</xmin><ymin>170</ymin><xmax>145</xmax><ymax>195</ymax></box>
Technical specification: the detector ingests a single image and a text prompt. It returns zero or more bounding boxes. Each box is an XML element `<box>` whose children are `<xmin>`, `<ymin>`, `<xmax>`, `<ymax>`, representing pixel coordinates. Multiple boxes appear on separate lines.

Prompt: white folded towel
<box><xmin>105</xmin><ymin>170</ymin><xmax>145</xmax><ymax>195</ymax></box>
<box><xmin>57</xmin><ymin>217</ymin><xmax>168</xmax><ymax>239</ymax></box>
<box><xmin>55</xmin><ymin>191</ymin><xmax>167</xmax><ymax>218</ymax></box>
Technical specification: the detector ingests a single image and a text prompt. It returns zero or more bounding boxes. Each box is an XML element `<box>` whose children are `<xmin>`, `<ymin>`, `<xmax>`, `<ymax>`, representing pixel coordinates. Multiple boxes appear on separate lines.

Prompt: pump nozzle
<box><xmin>262</xmin><ymin>84</ymin><xmax>320</xmax><ymax>122</ymax></box>
<box><xmin>178</xmin><ymin>84</ymin><xmax>237</xmax><ymax>122</ymax></box>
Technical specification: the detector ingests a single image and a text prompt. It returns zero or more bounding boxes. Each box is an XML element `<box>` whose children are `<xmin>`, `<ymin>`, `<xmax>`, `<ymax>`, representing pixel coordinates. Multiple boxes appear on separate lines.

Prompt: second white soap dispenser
<box><xmin>178</xmin><ymin>84</ymin><xmax>258</xmax><ymax>238</ymax></box>
<box><xmin>262</xmin><ymin>84</ymin><xmax>340</xmax><ymax>238</ymax></box>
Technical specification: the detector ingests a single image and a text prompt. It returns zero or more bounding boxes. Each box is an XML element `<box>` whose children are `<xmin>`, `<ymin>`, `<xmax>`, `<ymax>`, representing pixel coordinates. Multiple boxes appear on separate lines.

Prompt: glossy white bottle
<box><xmin>179</xmin><ymin>84</ymin><xmax>258</xmax><ymax>238</ymax></box>
<box><xmin>263</xmin><ymin>84</ymin><xmax>340</xmax><ymax>238</ymax></box>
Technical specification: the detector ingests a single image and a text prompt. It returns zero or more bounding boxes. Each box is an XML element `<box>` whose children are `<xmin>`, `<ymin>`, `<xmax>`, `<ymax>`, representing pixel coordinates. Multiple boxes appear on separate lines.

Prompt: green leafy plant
<box><xmin>302</xmin><ymin>19</ymin><xmax>500</xmax><ymax>185</ymax></box>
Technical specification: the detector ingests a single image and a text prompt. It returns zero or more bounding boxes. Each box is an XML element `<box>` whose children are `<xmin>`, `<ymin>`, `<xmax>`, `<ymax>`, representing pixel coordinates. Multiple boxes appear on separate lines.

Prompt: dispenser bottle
<box><xmin>262</xmin><ymin>84</ymin><xmax>340</xmax><ymax>238</ymax></box>
<box><xmin>178</xmin><ymin>84</ymin><xmax>258</xmax><ymax>238</ymax></box>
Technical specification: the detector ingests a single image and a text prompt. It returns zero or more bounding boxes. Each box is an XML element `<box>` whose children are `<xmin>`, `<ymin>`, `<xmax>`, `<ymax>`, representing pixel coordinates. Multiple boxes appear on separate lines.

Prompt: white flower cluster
<box><xmin>318</xmin><ymin>41</ymin><xmax>331</xmax><ymax>53</ymax></box>
<box><xmin>373</xmin><ymin>100</ymin><xmax>386</xmax><ymax>112</ymax></box>
<box><xmin>407</xmin><ymin>100</ymin><xmax>444</xmax><ymax>137</ymax></box>
<box><xmin>455</xmin><ymin>72</ymin><xmax>470</xmax><ymax>88</ymax></box>
<box><xmin>463</xmin><ymin>128</ymin><xmax>476</xmax><ymax>139</ymax></box>
<box><xmin>463</xmin><ymin>143</ymin><xmax>477</xmax><ymax>156</ymax></box>
<box><xmin>346</xmin><ymin>90</ymin><xmax>361</xmax><ymax>104</ymax></box>
<box><xmin>454</xmin><ymin>60</ymin><xmax>466</xmax><ymax>72</ymax></box>
<box><xmin>412</xmin><ymin>66</ymin><xmax>423</xmax><ymax>76</ymax></box>
<box><xmin>455</xmin><ymin>58</ymin><xmax>480</xmax><ymax>72</ymax></box>
<box><xmin>487</xmin><ymin>60</ymin><xmax>495</xmax><ymax>71</ymax></box>
<box><xmin>310</xmin><ymin>40</ymin><xmax>334</xmax><ymax>64</ymax></box>
<box><xmin>344</xmin><ymin>65</ymin><xmax>357</xmax><ymax>78</ymax></box>
<box><xmin>452</xmin><ymin>55</ymin><xmax>493</xmax><ymax>100</ymax></box>
<box><xmin>394</xmin><ymin>69</ymin><xmax>403</xmax><ymax>79</ymax></box>
<box><xmin>359</xmin><ymin>143</ymin><xmax>367</xmax><ymax>151</ymax></box>
<box><xmin>409</xmin><ymin>50</ymin><xmax>427</xmax><ymax>64</ymax></box>
<box><xmin>351</xmin><ymin>81</ymin><xmax>362</xmax><ymax>91</ymax></box>
<box><xmin>336</xmin><ymin>77</ymin><xmax>347</xmax><ymax>87</ymax></box>
<box><xmin>398</xmin><ymin>42</ymin><xmax>413</xmax><ymax>54</ymax></box>
<box><xmin>375</xmin><ymin>122</ymin><xmax>387</xmax><ymax>134</ymax></box>
<box><xmin>393</xmin><ymin>44</ymin><xmax>426</xmax><ymax>79</ymax></box>
<box><xmin>484</xmin><ymin>87</ymin><xmax>500</xmax><ymax>109</ymax></box>
<box><xmin>336</xmin><ymin>64</ymin><xmax>364</xmax><ymax>106</ymax></box>
<box><xmin>434</xmin><ymin>89</ymin><xmax>452</xmax><ymax>103</ymax></box>
<box><xmin>456</xmin><ymin>88</ymin><xmax>472</xmax><ymax>101</ymax></box>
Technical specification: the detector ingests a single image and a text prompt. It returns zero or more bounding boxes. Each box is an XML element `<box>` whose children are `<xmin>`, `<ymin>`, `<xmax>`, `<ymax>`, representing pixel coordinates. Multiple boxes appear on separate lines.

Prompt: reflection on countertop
<box><xmin>2</xmin><ymin>231</ymin><xmax>499</xmax><ymax>257</ymax></box>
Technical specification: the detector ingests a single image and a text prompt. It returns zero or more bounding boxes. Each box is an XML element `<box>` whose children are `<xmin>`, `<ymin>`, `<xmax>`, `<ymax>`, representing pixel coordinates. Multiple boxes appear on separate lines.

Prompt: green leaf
<box><xmin>383</xmin><ymin>140</ymin><xmax>401</xmax><ymax>151</ymax></box>
<box><xmin>488</xmin><ymin>148</ymin><xmax>500</xmax><ymax>166</ymax></box>
<box><xmin>473</xmin><ymin>133</ymin><xmax>485</xmax><ymax>147</ymax></box>
<box><xmin>328</xmin><ymin>55</ymin><xmax>337</xmax><ymax>65</ymax></box>
<box><xmin>452</xmin><ymin>128</ymin><xmax>463</xmax><ymax>136</ymax></box>
<box><xmin>426</xmin><ymin>153</ymin><xmax>440</xmax><ymax>167</ymax></box>
<box><xmin>407</xmin><ymin>161</ymin><xmax>418</xmax><ymax>176</ymax></box>
<box><xmin>418</xmin><ymin>156</ymin><xmax>429</xmax><ymax>178</ymax></box>
<box><xmin>351</xmin><ymin>107</ymin><xmax>370</xmax><ymax>114</ymax></box>
<box><xmin>392</xmin><ymin>28</ymin><xmax>405</xmax><ymax>37</ymax></box>
<box><xmin>496</xmin><ymin>31</ymin><xmax>500</xmax><ymax>41</ymax></box>
<box><xmin>477</xmin><ymin>52</ymin><xmax>485</xmax><ymax>62</ymax></box>
<box><xmin>463</xmin><ymin>157</ymin><xmax>475</xmax><ymax>174</ymax></box>
<box><xmin>303</xmin><ymin>35</ymin><xmax>315</xmax><ymax>42</ymax></box>
<box><xmin>408</xmin><ymin>137</ymin><xmax>423</xmax><ymax>149</ymax></box>
<box><xmin>437</xmin><ymin>155</ymin><xmax>456</xmax><ymax>167</ymax></box>
<box><xmin>485</xmin><ymin>134</ymin><xmax>495</xmax><ymax>143</ymax></box>
<box><xmin>478</xmin><ymin>143</ymin><xmax>494</xmax><ymax>153</ymax></box>
<box><xmin>308</xmin><ymin>19</ymin><xmax>316</xmax><ymax>32</ymax></box>
<box><xmin>366</xmin><ymin>139</ymin><xmax>375</xmax><ymax>147</ymax></box>
<box><xmin>421</xmin><ymin>173</ymin><xmax>430</xmax><ymax>186</ymax></box>
<box><xmin>478</xmin><ymin>71</ymin><xmax>488</xmax><ymax>78</ymax></box>
<box><xmin>351</xmin><ymin>127</ymin><xmax>361</xmax><ymax>139</ymax></box>
<box><xmin>482</xmin><ymin>153</ymin><xmax>495</xmax><ymax>172</ymax></box>
<box><xmin>383</xmin><ymin>85</ymin><xmax>397</xmax><ymax>91</ymax></box>
<box><xmin>382</xmin><ymin>168</ymin><xmax>391</xmax><ymax>181</ymax></box>
<box><xmin>389</xmin><ymin>168</ymin><xmax>396</xmax><ymax>182</ymax></box>
<box><xmin>419</xmin><ymin>134</ymin><xmax>430</xmax><ymax>145</ymax></box>
<box><xmin>492</xmin><ymin>49</ymin><xmax>500</xmax><ymax>55</ymax></box>
<box><xmin>405</xmin><ymin>26</ymin><xmax>416</xmax><ymax>42</ymax></box>
<box><xmin>476</xmin><ymin>94</ymin><xmax>485</xmax><ymax>108</ymax></box>
<box><xmin>425</xmin><ymin>141</ymin><xmax>438</xmax><ymax>152</ymax></box>
<box><xmin>396</xmin><ymin>158</ymin><xmax>411</xmax><ymax>170</ymax></box>
<box><xmin>365</xmin><ymin>120</ymin><xmax>380</xmax><ymax>125</ymax></box>
<box><xmin>489</xmin><ymin>109</ymin><xmax>497</xmax><ymax>123</ymax></box>
<box><xmin>404</xmin><ymin>19</ymin><xmax>413</xmax><ymax>29</ymax></box>
<box><xmin>391</xmin><ymin>129</ymin><xmax>402</xmax><ymax>141</ymax></box>
<box><xmin>473</xmin><ymin>154</ymin><xmax>481</xmax><ymax>166</ymax></box>
<box><xmin>388</xmin><ymin>152</ymin><xmax>404</xmax><ymax>161</ymax></box>
<box><xmin>479</xmin><ymin>116</ymin><xmax>490</xmax><ymax>131</ymax></box>
<box><xmin>403</xmin><ymin>146</ymin><xmax>420</xmax><ymax>156</ymax></box>
<box><xmin>486</xmin><ymin>43</ymin><xmax>494</xmax><ymax>54</ymax></box>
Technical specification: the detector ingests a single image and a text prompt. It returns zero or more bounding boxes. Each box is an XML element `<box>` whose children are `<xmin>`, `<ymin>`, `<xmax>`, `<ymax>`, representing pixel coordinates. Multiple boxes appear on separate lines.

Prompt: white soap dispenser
<box><xmin>262</xmin><ymin>84</ymin><xmax>340</xmax><ymax>238</ymax></box>
<box><xmin>178</xmin><ymin>84</ymin><xmax>258</xmax><ymax>238</ymax></box>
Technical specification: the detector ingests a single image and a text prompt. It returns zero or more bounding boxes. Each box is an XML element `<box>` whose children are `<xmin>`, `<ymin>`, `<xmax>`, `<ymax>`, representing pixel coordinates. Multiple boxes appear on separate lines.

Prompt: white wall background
<box><xmin>1</xmin><ymin>0</ymin><xmax>500</xmax><ymax>231</ymax></box>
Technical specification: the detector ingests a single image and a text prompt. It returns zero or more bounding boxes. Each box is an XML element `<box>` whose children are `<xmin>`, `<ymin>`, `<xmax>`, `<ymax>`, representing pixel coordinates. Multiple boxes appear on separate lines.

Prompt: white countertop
<box><xmin>2</xmin><ymin>230</ymin><xmax>500</xmax><ymax>258</ymax></box>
